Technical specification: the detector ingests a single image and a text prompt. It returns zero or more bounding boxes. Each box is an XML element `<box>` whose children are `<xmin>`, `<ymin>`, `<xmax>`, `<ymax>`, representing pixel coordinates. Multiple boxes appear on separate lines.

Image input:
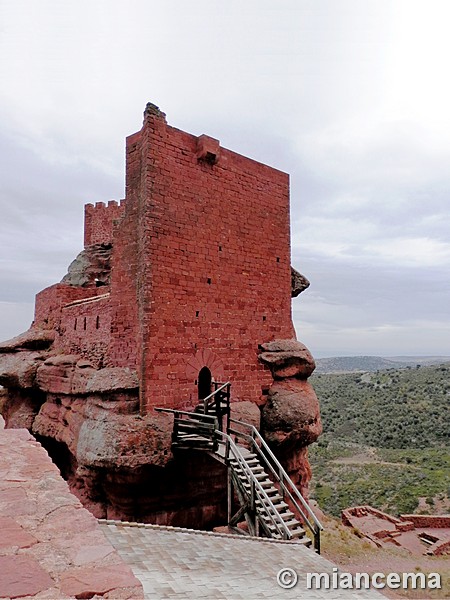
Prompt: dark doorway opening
<box><xmin>198</xmin><ymin>366</ymin><xmax>212</xmax><ymax>400</ymax></box>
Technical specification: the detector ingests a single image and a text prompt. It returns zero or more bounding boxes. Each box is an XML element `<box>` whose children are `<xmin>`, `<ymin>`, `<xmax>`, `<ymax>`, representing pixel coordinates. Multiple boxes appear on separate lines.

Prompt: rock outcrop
<box><xmin>0</xmin><ymin>331</ymin><xmax>320</xmax><ymax>526</ymax></box>
<box><xmin>291</xmin><ymin>267</ymin><xmax>310</xmax><ymax>297</ymax></box>
<box><xmin>61</xmin><ymin>242</ymin><xmax>113</xmax><ymax>287</ymax></box>
<box><xmin>0</xmin><ymin>331</ymin><xmax>228</xmax><ymax>525</ymax></box>
<box><xmin>259</xmin><ymin>339</ymin><xmax>322</xmax><ymax>498</ymax></box>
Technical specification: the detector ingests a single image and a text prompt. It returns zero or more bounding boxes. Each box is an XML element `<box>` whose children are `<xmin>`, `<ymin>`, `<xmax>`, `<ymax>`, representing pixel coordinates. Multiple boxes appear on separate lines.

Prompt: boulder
<box><xmin>84</xmin><ymin>367</ymin><xmax>139</xmax><ymax>394</ymax></box>
<box><xmin>76</xmin><ymin>408</ymin><xmax>173</xmax><ymax>470</ymax></box>
<box><xmin>258</xmin><ymin>339</ymin><xmax>315</xmax><ymax>378</ymax></box>
<box><xmin>230</xmin><ymin>400</ymin><xmax>260</xmax><ymax>430</ymax></box>
<box><xmin>36</xmin><ymin>355</ymin><xmax>80</xmax><ymax>395</ymax></box>
<box><xmin>61</xmin><ymin>242</ymin><xmax>112</xmax><ymax>287</ymax></box>
<box><xmin>36</xmin><ymin>357</ymin><xmax>139</xmax><ymax>396</ymax></box>
<box><xmin>259</xmin><ymin>339</ymin><xmax>311</xmax><ymax>354</ymax></box>
<box><xmin>261</xmin><ymin>379</ymin><xmax>322</xmax><ymax>447</ymax></box>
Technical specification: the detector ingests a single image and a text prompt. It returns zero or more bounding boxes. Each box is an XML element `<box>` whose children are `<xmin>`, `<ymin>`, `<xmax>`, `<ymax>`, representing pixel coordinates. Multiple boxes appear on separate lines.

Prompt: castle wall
<box><xmin>107</xmin><ymin>131</ymin><xmax>144</xmax><ymax>372</ymax></box>
<box><xmin>116</xmin><ymin>106</ymin><xmax>295</xmax><ymax>412</ymax></box>
<box><xmin>35</xmin><ymin>286</ymin><xmax>112</xmax><ymax>368</ymax></box>
<box><xmin>34</xmin><ymin>284</ymin><xmax>96</xmax><ymax>330</ymax></box>
<box><xmin>57</xmin><ymin>295</ymin><xmax>112</xmax><ymax>368</ymax></box>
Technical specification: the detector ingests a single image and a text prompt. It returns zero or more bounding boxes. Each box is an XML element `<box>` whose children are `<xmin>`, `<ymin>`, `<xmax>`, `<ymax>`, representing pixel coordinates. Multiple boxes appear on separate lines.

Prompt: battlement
<box><xmin>84</xmin><ymin>199</ymin><xmax>126</xmax><ymax>247</ymax></box>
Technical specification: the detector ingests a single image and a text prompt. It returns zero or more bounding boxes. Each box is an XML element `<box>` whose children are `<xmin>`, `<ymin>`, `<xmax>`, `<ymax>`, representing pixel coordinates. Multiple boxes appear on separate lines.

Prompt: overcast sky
<box><xmin>1</xmin><ymin>0</ymin><xmax>449</xmax><ymax>358</ymax></box>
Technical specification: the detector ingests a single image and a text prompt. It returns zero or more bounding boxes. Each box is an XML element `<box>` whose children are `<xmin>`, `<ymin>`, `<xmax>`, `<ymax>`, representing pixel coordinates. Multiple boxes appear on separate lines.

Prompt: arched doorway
<box><xmin>198</xmin><ymin>366</ymin><xmax>212</xmax><ymax>400</ymax></box>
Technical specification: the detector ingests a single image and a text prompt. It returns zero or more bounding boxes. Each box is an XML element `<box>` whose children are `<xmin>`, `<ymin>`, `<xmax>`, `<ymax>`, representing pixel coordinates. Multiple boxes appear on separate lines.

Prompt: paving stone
<box><xmin>0</xmin><ymin>516</ymin><xmax>37</xmax><ymax>550</ymax></box>
<box><xmin>100</xmin><ymin>521</ymin><xmax>385</xmax><ymax>599</ymax></box>
<box><xmin>0</xmin><ymin>555</ymin><xmax>54</xmax><ymax>598</ymax></box>
<box><xmin>0</xmin><ymin>425</ymin><xmax>143</xmax><ymax>599</ymax></box>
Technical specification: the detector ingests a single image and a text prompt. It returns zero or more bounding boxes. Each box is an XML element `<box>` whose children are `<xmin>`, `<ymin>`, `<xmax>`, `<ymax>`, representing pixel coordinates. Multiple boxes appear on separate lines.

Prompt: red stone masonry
<box><xmin>110</xmin><ymin>104</ymin><xmax>295</xmax><ymax>411</ymax></box>
<box><xmin>400</xmin><ymin>514</ymin><xmax>450</xmax><ymax>529</ymax></box>
<box><xmin>59</xmin><ymin>294</ymin><xmax>112</xmax><ymax>368</ymax></box>
<box><xmin>31</xmin><ymin>103</ymin><xmax>296</xmax><ymax>414</ymax></box>
<box><xmin>34</xmin><ymin>284</ymin><xmax>98</xmax><ymax>330</ymax></box>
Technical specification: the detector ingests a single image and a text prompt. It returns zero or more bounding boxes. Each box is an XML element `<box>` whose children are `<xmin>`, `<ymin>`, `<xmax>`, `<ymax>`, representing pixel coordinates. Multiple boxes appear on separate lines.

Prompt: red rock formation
<box><xmin>259</xmin><ymin>339</ymin><xmax>322</xmax><ymax>498</ymax></box>
<box><xmin>0</xmin><ymin>104</ymin><xmax>319</xmax><ymax>528</ymax></box>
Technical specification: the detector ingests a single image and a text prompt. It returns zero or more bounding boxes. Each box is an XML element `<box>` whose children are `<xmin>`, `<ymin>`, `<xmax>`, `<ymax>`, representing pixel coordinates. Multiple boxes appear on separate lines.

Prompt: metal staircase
<box><xmin>155</xmin><ymin>382</ymin><xmax>323</xmax><ymax>552</ymax></box>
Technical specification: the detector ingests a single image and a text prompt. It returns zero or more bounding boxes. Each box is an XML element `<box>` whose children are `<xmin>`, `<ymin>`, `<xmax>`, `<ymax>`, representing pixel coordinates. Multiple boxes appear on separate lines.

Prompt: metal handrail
<box><xmin>229</xmin><ymin>418</ymin><xmax>323</xmax><ymax>552</ymax></box>
<box><xmin>201</xmin><ymin>381</ymin><xmax>231</xmax><ymax>405</ymax></box>
<box><xmin>154</xmin><ymin>403</ymin><xmax>322</xmax><ymax>550</ymax></box>
<box><xmin>216</xmin><ymin>430</ymin><xmax>292</xmax><ymax>539</ymax></box>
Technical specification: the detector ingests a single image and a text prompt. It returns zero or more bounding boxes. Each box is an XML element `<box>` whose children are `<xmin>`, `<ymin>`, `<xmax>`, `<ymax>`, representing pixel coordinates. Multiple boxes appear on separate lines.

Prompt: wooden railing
<box><xmin>155</xmin><ymin>408</ymin><xmax>219</xmax><ymax>451</ymax></box>
<box><xmin>198</xmin><ymin>381</ymin><xmax>231</xmax><ymax>432</ymax></box>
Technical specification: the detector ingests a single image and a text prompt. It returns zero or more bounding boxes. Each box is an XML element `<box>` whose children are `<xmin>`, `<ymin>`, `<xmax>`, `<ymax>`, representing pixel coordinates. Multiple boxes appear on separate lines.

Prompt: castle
<box><xmin>0</xmin><ymin>104</ymin><xmax>321</xmax><ymax>527</ymax></box>
<box><xmin>35</xmin><ymin>102</ymin><xmax>295</xmax><ymax>410</ymax></box>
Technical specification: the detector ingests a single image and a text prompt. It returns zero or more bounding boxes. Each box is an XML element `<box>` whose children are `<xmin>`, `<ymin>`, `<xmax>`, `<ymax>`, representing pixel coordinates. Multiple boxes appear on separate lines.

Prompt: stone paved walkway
<box><xmin>100</xmin><ymin>520</ymin><xmax>385</xmax><ymax>599</ymax></box>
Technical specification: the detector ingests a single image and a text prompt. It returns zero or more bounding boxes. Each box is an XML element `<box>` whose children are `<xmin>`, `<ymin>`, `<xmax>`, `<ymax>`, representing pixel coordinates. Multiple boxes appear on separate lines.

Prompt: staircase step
<box><xmin>230</xmin><ymin>463</ymin><xmax>265</xmax><ymax>475</ymax></box>
<box><xmin>233</xmin><ymin>468</ymin><xmax>268</xmax><ymax>481</ymax></box>
<box><xmin>261</xmin><ymin>515</ymin><xmax>299</xmax><ymax>529</ymax></box>
<box><xmin>230</xmin><ymin>456</ymin><xmax>259</xmax><ymax>465</ymax></box>
<box><xmin>241</xmin><ymin>477</ymin><xmax>279</xmax><ymax>492</ymax></box>
<box><xmin>258</xmin><ymin>506</ymin><xmax>295</xmax><ymax>521</ymax></box>
<box><xmin>256</xmin><ymin>499</ymin><xmax>289</xmax><ymax>511</ymax></box>
<box><xmin>264</xmin><ymin>521</ymin><xmax>306</xmax><ymax>536</ymax></box>
<box><xmin>291</xmin><ymin>530</ymin><xmax>310</xmax><ymax>542</ymax></box>
<box><xmin>176</xmin><ymin>434</ymin><xmax>213</xmax><ymax>443</ymax></box>
<box><xmin>172</xmin><ymin>436</ymin><xmax>216</xmax><ymax>448</ymax></box>
<box><xmin>229</xmin><ymin>458</ymin><xmax>260</xmax><ymax>466</ymax></box>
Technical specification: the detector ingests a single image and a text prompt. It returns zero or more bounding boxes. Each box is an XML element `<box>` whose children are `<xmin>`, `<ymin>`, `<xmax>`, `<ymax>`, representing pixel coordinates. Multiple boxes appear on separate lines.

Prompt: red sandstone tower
<box><xmin>0</xmin><ymin>104</ymin><xmax>320</xmax><ymax>525</ymax></box>
<box><xmin>35</xmin><ymin>103</ymin><xmax>295</xmax><ymax>412</ymax></box>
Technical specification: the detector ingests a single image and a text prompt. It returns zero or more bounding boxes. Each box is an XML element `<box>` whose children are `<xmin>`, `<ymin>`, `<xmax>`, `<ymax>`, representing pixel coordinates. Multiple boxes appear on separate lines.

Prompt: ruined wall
<box><xmin>111</xmin><ymin>105</ymin><xmax>295</xmax><ymax>411</ymax></box>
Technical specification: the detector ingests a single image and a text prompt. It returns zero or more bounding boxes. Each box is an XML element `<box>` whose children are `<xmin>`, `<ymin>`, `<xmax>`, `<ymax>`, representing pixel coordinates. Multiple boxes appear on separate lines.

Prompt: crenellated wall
<box><xmin>84</xmin><ymin>200</ymin><xmax>125</xmax><ymax>247</ymax></box>
<box><xmin>31</xmin><ymin>106</ymin><xmax>296</xmax><ymax>411</ymax></box>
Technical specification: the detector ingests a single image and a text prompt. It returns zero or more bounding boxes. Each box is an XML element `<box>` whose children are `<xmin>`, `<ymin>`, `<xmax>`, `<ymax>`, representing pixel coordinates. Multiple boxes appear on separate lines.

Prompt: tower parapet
<box><xmin>84</xmin><ymin>200</ymin><xmax>125</xmax><ymax>247</ymax></box>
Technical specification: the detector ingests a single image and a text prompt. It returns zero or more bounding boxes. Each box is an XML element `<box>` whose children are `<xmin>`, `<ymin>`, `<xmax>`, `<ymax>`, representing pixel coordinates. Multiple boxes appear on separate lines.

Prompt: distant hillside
<box><xmin>308</xmin><ymin>363</ymin><xmax>450</xmax><ymax>517</ymax></box>
<box><xmin>315</xmin><ymin>355</ymin><xmax>450</xmax><ymax>374</ymax></box>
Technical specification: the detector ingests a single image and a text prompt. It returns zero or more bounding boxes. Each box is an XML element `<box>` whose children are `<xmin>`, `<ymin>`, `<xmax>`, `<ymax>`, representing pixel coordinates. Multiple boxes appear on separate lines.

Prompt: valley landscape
<box><xmin>309</xmin><ymin>359</ymin><xmax>450</xmax><ymax>517</ymax></box>
<box><xmin>308</xmin><ymin>358</ymin><xmax>450</xmax><ymax>598</ymax></box>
